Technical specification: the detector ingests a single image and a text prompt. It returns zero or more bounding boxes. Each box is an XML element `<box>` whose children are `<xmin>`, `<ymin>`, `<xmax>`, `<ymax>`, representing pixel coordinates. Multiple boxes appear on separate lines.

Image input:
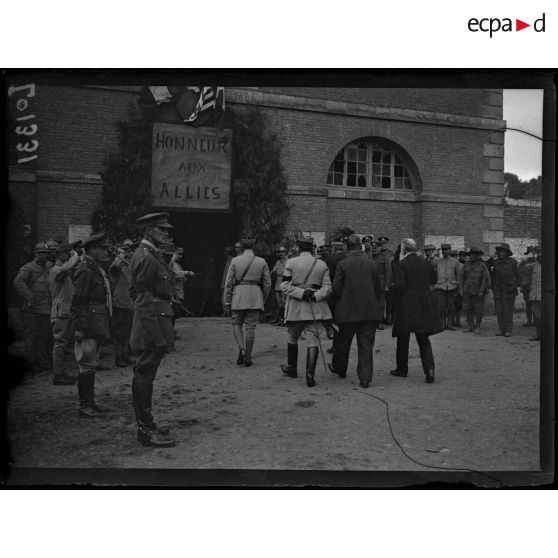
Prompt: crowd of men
<box><xmin>12</xmin><ymin>213</ymin><xmax>542</xmax><ymax>449</ymax></box>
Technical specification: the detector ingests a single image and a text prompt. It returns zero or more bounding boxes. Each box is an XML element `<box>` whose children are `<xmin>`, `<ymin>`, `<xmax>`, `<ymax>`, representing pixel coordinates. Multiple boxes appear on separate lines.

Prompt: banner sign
<box><xmin>8</xmin><ymin>82</ymin><xmax>38</xmax><ymax>166</ymax></box>
<box><xmin>151</xmin><ymin>123</ymin><xmax>232</xmax><ymax>211</ymax></box>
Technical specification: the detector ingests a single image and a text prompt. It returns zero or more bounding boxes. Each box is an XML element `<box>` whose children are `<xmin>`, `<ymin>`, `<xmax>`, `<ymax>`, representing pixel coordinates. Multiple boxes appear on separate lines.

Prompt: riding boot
<box><xmin>281</xmin><ymin>343</ymin><xmax>298</xmax><ymax>378</ymax></box>
<box><xmin>244</xmin><ymin>337</ymin><xmax>255</xmax><ymax>367</ymax></box>
<box><xmin>133</xmin><ymin>379</ymin><xmax>175</xmax><ymax>446</ymax></box>
<box><xmin>305</xmin><ymin>346</ymin><xmax>318</xmax><ymax>387</ymax></box>
<box><xmin>114</xmin><ymin>342</ymin><xmax>128</xmax><ymax>367</ymax></box>
<box><xmin>78</xmin><ymin>373</ymin><xmax>103</xmax><ymax>418</ymax></box>
<box><xmin>474</xmin><ymin>315</ymin><xmax>482</xmax><ymax>334</ymax></box>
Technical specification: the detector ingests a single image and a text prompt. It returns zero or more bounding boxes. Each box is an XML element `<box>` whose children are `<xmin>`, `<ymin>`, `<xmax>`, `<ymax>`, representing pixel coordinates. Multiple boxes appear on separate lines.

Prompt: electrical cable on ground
<box><xmin>356</xmin><ymin>390</ymin><xmax>505</xmax><ymax>487</ymax></box>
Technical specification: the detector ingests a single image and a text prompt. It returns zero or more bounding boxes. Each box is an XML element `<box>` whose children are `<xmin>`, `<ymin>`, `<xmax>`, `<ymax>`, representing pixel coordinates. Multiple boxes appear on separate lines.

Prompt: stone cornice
<box><xmin>228</xmin><ymin>88</ymin><xmax>506</xmax><ymax>132</ymax></box>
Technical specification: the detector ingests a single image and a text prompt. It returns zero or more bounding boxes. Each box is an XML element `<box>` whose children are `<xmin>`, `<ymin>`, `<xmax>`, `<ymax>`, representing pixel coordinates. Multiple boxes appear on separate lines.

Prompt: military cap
<box><xmin>423</xmin><ymin>244</ymin><xmax>435</xmax><ymax>251</ymax></box>
<box><xmin>441</xmin><ymin>243</ymin><xmax>451</xmax><ymax>249</ymax></box>
<box><xmin>377</xmin><ymin>236</ymin><xmax>389</xmax><ymax>243</ymax></box>
<box><xmin>135</xmin><ymin>212</ymin><xmax>174</xmax><ymax>229</ymax></box>
<box><xmin>297</xmin><ymin>236</ymin><xmax>314</xmax><ymax>247</ymax></box>
<box><xmin>370</xmin><ymin>240</ymin><xmax>380</xmax><ymax>247</ymax></box>
<box><xmin>468</xmin><ymin>246</ymin><xmax>484</xmax><ymax>255</ymax></box>
<box><xmin>55</xmin><ymin>243</ymin><xmax>73</xmax><ymax>253</ymax></box>
<box><xmin>362</xmin><ymin>235</ymin><xmax>373</xmax><ymax>243</ymax></box>
<box><xmin>33</xmin><ymin>242</ymin><xmax>50</xmax><ymax>253</ymax></box>
<box><xmin>83</xmin><ymin>232</ymin><xmax>112</xmax><ymax>250</ymax></box>
<box><xmin>524</xmin><ymin>245</ymin><xmax>535</xmax><ymax>255</ymax></box>
<box><xmin>495</xmin><ymin>242</ymin><xmax>513</xmax><ymax>255</ymax></box>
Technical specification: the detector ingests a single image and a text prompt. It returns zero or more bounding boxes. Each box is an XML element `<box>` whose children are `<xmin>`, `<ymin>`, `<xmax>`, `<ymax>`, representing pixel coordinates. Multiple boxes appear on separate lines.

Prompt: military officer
<box><xmin>13</xmin><ymin>242</ymin><xmax>54</xmax><ymax>372</ymax></box>
<box><xmin>49</xmin><ymin>243</ymin><xmax>80</xmax><ymax>384</ymax></box>
<box><xmin>378</xmin><ymin>236</ymin><xmax>394</xmax><ymax>324</ymax></box>
<box><xmin>433</xmin><ymin>243</ymin><xmax>462</xmax><ymax>330</ymax></box>
<box><xmin>223</xmin><ymin>237</ymin><xmax>271</xmax><ymax>367</ymax></box>
<box><xmin>492</xmin><ymin>242</ymin><xmax>520</xmax><ymax>337</ymax></box>
<box><xmin>280</xmin><ymin>237</ymin><xmax>332</xmax><ymax>387</ymax></box>
<box><xmin>369</xmin><ymin>240</ymin><xmax>392</xmax><ymax>330</ymax></box>
<box><xmin>461</xmin><ymin>246</ymin><xmax>491</xmax><ymax>334</ymax></box>
<box><xmin>129</xmin><ymin>212</ymin><xmax>177</xmax><ymax>447</ymax></box>
<box><xmin>71</xmin><ymin>233</ymin><xmax>113</xmax><ymax>417</ymax></box>
<box><xmin>422</xmin><ymin>244</ymin><xmax>438</xmax><ymax>267</ymax></box>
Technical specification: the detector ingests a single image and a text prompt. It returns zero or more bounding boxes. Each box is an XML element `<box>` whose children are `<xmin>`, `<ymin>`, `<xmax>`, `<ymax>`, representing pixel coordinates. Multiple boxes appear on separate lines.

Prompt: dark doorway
<box><xmin>167</xmin><ymin>211</ymin><xmax>240</xmax><ymax>316</ymax></box>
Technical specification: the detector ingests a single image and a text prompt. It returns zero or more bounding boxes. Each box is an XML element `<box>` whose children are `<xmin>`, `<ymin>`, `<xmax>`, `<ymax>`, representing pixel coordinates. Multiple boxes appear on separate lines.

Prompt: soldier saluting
<box><xmin>130</xmin><ymin>213</ymin><xmax>177</xmax><ymax>448</ymax></box>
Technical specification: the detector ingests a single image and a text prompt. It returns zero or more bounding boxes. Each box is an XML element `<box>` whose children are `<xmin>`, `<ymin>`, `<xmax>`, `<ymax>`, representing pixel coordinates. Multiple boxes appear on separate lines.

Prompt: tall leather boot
<box><xmin>305</xmin><ymin>347</ymin><xmax>319</xmax><ymax>387</ymax></box>
<box><xmin>281</xmin><ymin>343</ymin><xmax>298</xmax><ymax>378</ymax></box>
<box><xmin>78</xmin><ymin>373</ymin><xmax>103</xmax><ymax>418</ymax></box>
<box><xmin>132</xmin><ymin>379</ymin><xmax>175</xmax><ymax>446</ymax></box>
<box><xmin>474</xmin><ymin>315</ymin><xmax>482</xmax><ymax>334</ymax></box>
<box><xmin>244</xmin><ymin>337</ymin><xmax>255</xmax><ymax>367</ymax></box>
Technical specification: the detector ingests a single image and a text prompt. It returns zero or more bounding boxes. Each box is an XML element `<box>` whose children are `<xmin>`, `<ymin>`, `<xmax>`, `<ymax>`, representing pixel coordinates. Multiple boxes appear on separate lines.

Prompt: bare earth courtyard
<box><xmin>7</xmin><ymin>314</ymin><xmax>540</xmax><ymax>483</ymax></box>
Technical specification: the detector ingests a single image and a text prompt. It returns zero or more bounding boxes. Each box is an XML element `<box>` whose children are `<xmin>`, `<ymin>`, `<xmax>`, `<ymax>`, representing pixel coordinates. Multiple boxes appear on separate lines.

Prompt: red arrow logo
<box><xmin>516</xmin><ymin>19</ymin><xmax>530</xmax><ymax>31</ymax></box>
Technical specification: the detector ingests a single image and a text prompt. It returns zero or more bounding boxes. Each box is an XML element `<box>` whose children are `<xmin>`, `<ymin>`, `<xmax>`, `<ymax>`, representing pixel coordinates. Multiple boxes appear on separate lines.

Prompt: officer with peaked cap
<box><xmin>280</xmin><ymin>236</ymin><xmax>332</xmax><ymax>387</ymax></box>
<box><xmin>129</xmin><ymin>212</ymin><xmax>176</xmax><ymax>447</ymax></box>
<box><xmin>71</xmin><ymin>233</ymin><xmax>113</xmax><ymax>417</ymax></box>
<box><xmin>223</xmin><ymin>237</ymin><xmax>271</xmax><ymax>367</ymax></box>
<box><xmin>13</xmin><ymin>242</ymin><xmax>54</xmax><ymax>372</ymax></box>
<box><xmin>492</xmin><ymin>242</ymin><xmax>520</xmax><ymax>337</ymax></box>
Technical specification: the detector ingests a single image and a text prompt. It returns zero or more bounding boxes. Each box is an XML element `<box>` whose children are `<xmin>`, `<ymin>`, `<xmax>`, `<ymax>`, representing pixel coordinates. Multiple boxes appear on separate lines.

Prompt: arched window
<box><xmin>327</xmin><ymin>139</ymin><xmax>415</xmax><ymax>190</ymax></box>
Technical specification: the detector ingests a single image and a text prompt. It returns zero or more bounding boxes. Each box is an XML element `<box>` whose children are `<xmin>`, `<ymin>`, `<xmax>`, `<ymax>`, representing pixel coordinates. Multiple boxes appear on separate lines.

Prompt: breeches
<box><xmin>463</xmin><ymin>294</ymin><xmax>485</xmax><ymax>317</ymax></box>
<box><xmin>232</xmin><ymin>309</ymin><xmax>260</xmax><ymax>336</ymax></box>
<box><xmin>287</xmin><ymin>320</ymin><xmax>325</xmax><ymax>348</ymax></box>
<box><xmin>52</xmin><ymin>317</ymin><xmax>75</xmax><ymax>374</ymax></box>
<box><xmin>74</xmin><ymin>338</ymin><xmax>99</xmax><ymax>375</ymax></box>
<box><xmin>435</xmin><ymin>290</ymin><xmax>455</xmax><ymax>314</ymax></box>
<box><xmin>133</xmin><ymin>349</ymin><xmax>164</xmax><ymax>386</ymax></box>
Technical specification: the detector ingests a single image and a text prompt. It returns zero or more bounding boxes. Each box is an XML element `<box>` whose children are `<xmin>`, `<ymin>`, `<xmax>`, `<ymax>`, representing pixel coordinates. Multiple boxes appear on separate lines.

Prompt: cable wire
<box><xmin>356</xmin><ymin>390</ymin><xmax>505</xmax><ymax>487</ymax></box>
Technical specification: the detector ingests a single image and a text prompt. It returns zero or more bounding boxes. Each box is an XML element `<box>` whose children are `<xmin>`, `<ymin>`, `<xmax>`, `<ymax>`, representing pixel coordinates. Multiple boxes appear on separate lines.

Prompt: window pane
<box><xmin>372</xmin><ymin>176</ymin><xmax>382</xmax><ymax>188</ymax></box>
<box><xmin>382</xmin><ymin>164</ymin><xmax>390</xmax><ymax>175</ymax></box>
<box><xmin>334</xmin><ymin>174</ymin><xmax>343</xmax><ymax>186</ymax></box>
<box><xmin>372</xmin><ymin>164</ymin><xmax>381</xmax><ymax>175</ymax></box>
<box><xmin>382</xmin><ymin>176</ymin><xmax>391</xmax><ymax>188</ymax></box>
<box><xmin>357</xmin><ymin>175</ymin><xmax>367</xmax><ymax>187</ymax></box>
<box><xmin>357</xmin><ymin>142</ymin><xmax>367</xmax><ymax>150</ymax></box>
<box><xmin>394</xmin><ymin>165</ymin><xmax>403</xmax><ymax>177</ymax></box>
<box><xmin>404</xmin><ymin>178</ymin><xmax>413</xmax><ymax>189</ymax></box>
<box><xmin>404</xmin><ymin>168</ymin><xmax>410</xmax><ymax>178</ymax></box>
<box><xmin>347</xmin><ymin>174</ymin><xmax>356</xmax><ymax>187</ymax></box>
<box><xmin>347</xmin><ymin>161</ymin><xmax>356</xmax><ymax>173</ymax></box>
<box><xmin>394</xmin><ymin>177</ymin><xmax>403</xmax><ymax>189</ymax></box>
<box><xmin>382</xmin><ymin>151</ymin><xmax>391</xmax><ymax>163</ymax></box>
<box><xmin>327</xmin><ymin>172</ymin><xmax>333</xmax><ymax>184</ymax></box>
<box><xmin>334</xmin><ymin>160</ymin><xmax>344</xmax><ymax>173</ymax></box>
<box><xmin>394</xmin><ymin>154</ymin><xmax>403</xmax><ymax>165</ymax></box>
<box><xmin>347</xmin><ymin>149</ymin><xmax>357</xmax><ymax>161</ymax></box>
<box><xmin>372</xmin><ymin>151</ymin><xmax>381</xmax><ymax>163</ymax></box>
<box><xmin>358</xmin><ymin>149</ymin><xmax>367</xmax><ymax>161</ymax></box>
<box><xmin>358</xmin><ymin>162</ymin><xmax>367</xmax><ymax>173</ymax></box>
<box><xmin>335</xmin><ymin>150</ymin><xmax>344</xmax><ymax>161</ymax></box>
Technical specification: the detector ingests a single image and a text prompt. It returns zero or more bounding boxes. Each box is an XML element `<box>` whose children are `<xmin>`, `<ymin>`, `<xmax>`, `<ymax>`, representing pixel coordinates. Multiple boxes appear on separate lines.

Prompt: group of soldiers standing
<box><xmin>12</xmin><ymin>213</ymin><xmax>543</xmax><ymax>449</ymax></box>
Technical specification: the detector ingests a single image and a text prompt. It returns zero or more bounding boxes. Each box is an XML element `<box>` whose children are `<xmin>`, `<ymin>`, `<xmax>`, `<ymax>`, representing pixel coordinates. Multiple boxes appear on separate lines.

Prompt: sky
<box><xmin>503</xmin><ymin>89</ymin><xmax>544</xmax><ymax>181</ymax></box>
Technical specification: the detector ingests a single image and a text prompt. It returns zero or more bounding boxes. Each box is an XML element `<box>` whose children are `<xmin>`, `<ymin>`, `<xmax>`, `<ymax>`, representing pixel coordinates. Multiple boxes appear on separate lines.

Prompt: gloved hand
<box><xmin>302</xmin><ymin>289</ymin><xmax>316</xmax><ymax>302</ymax></box>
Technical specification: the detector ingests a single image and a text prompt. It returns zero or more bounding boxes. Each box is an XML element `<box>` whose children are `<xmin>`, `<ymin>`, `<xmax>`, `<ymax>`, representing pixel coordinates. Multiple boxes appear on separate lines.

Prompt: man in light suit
<box><xmin>224</xmin><ymin>238</ymin><xmax>271</xmax><ymax>367</ymax></box>
<box><xmin>280</xmin><ymin>237</ymin><xmax>332</xmax><ymax>387</ymax></box>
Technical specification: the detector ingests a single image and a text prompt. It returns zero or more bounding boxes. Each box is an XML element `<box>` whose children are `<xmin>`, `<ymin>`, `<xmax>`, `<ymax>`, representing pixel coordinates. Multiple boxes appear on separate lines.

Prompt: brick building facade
<box><xmin>8</xmin><ymin>85</ymin><xmax>541</xmax><ymax>255</ymax></box>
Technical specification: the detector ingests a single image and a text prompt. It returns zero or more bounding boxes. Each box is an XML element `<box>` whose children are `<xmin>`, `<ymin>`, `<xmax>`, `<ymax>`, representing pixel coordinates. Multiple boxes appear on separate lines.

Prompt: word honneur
<box><xmin>154</xmin><ymin>133</ymin><xmax>229</xmax><ymax>153</ymax></box>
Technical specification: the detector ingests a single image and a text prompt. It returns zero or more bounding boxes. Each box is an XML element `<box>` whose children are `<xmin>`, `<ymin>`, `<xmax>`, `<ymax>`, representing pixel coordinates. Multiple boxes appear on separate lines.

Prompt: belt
<box><xmin>293</xmin><ymin>283</ymin><xmax>321</xmax><ymax>289</ymax></box>
<box><xmin>237</xmin><ymin>280</ymin><xmax>260</xmax><ymax>286</ymax></box>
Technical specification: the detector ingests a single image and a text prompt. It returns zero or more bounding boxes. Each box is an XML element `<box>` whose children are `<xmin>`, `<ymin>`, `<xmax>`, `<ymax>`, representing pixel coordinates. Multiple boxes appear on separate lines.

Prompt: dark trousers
<box><xmin>494</xmin><ymin>294</ymin><xmax>515</xmax><ymax>334</ymax></box>
<box><xmin>522</xmin><ymin>290</ymin><xmax>533</xmax><ymax>324</ymax></box>
<box><xmin>332</xmin><ymin>321</ymin><xmax>377</xmax><ymax>384</ymax></box>
<box><xmin>396</xmin><ymin>333</ymin><xmax>435</xmax><ymax>374</ymax></box>
<box><xmin>384</xmin><ymin>291</ymin><xmax>392</xmax><ymax>323</ymax></box>
<box><xmin>132</xmin><ymin>348</ymin><xmax>164</xmax><ymax>425</ymax></box>
<box><xmin>111</xmin><ymin>307</ymin><xmax>132</xmax><ymax>344</ymax></box>
<box><xmin>22</xmin><ymin>312</ymin><xmax>52</xmax><ymax>366</ymax></box>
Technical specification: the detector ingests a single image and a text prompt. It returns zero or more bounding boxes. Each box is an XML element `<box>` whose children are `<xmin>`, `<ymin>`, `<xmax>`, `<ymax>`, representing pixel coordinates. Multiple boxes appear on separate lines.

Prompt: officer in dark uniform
<box><xmin>492</xmin><ymin>242</ymin><xmax>520</xmax><ymax>337</ymax></box>
<box><xmin>71</xmin><ymin>233</ymin><xmax>113</xmax><ymax>418</ymax></box>
<box><xmin>378</xmin><ymin>236</ymin><xmax>394</xmax><ymax>324</ymax></box>
<box><xmin>130</xmin><ymin>213</ymin><xmax>176</xmax><ymax>447</ymax></box>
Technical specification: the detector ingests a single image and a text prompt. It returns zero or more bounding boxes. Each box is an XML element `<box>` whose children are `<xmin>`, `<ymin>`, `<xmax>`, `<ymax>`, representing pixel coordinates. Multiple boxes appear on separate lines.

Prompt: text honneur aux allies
<box><xmin>154</xmin><ymin>133</ymin><xmax>229</xmax><ymax>153</ymax></box>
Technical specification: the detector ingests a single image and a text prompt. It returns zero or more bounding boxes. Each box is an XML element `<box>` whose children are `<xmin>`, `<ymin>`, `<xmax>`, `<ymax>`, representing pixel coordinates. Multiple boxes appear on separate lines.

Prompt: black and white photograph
<box><xmin>3</xmin><ymin>71</ymin><xmax>555</xmax><ymax>488</ymax></box>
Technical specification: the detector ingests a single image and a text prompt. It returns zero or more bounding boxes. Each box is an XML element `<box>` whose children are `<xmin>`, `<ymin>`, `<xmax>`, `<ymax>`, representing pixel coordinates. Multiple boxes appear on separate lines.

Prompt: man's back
<box><xmin>393</xmin><ymin>253</ymin><xmax>437</xmax><ymax>294</ymax></box>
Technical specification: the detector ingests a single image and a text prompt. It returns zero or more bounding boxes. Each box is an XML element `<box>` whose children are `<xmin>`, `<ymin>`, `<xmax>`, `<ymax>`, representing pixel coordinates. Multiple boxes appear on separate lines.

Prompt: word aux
<box><xmin>468</xmin><ymin>13</ymin><xmax>545</xmax><ymax>37</ymax></box>
<box><xmin>8</xmin><ymin>83</ymin><xmax>38</xmax><ymax>164</ymax></box>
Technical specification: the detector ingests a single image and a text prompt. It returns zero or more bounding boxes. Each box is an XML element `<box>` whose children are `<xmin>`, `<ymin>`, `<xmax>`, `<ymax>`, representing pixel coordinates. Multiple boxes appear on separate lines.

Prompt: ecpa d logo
<box><xmin>468</xmin><ymin>13</ymin><xmax>545</xmax><ymax>37</ymax></box>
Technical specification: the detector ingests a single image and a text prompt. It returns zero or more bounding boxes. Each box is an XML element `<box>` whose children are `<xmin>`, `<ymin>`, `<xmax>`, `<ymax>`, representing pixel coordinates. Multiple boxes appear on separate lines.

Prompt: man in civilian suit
<box><xmin>328</xmin><ymin>235</ymin><xmax>383</xmax><ymax>388</ymax></box>
<box><xmin>390</xmin><ymin>238</ymin><xmax>442</xmax><ymax>383</ymax></box>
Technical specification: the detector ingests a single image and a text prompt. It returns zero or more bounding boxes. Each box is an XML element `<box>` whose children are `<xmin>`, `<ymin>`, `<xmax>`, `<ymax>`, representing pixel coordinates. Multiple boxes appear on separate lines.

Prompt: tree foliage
<box><xmin>227</xmin><ymin>108</ymin><xmax>290</xmax><ymax>257</ymax></box>
<box><xmin>92</xmin><ymin>102</ymin><xmax>152</xmax><ymax>240</ymax></box>
<box><xmin>504</xmin><ymin>172</ymin><xmax>542</xmax><ymax>201</ymax></box>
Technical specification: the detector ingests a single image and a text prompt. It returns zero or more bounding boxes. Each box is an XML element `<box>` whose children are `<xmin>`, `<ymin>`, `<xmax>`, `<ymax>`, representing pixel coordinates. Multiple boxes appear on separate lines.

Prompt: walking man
<box><xmin>433</xmin><ymin>243</ymin><xmax>462</xmax><ymax>330</ymax></box>
<box><xmin>130</xmin><ymin>213</ymin><xmax>177</xmax><ymax>447</ymax></box>
<box><xmin>109</xmin><ymin>239</ymin><xmax>134</xmax><ymax>367</ymax></box>
<box><xmin>390</xmin><ymin>238</ymin><xmax>442</xmax><ymax>383</ymax></box>
<box><xmin>13</xmin><ymin>242</ymin><xmax>54</xmax><ymax>372</ymax></box>
<box><xmin>328</xmin><ymin>235</ymin><xmax>383</xmax><ymax>388</ymax></box>
<box><xmin>49</xmin><ymin>243</ymin><xmax>80</xmax><ymax>384</ymax></box>
<box><xmin>492</xmin><ymin>242</ymin><xmax>520</xmax><ymax>337</ymax></box>
<box><xmin>461</xmin><ymin>246</ymin><xmax>491</xmax><ymax>334</ymax></box>
<box><xmin>71</xmin><ymin>233</ymin><xmax>113</xmax><ymax>417</ymax></box>
<box><xmin>280</xmin><ymin>237</ymin><xmax>332</xmax><ymax>387</ymax></box>
<box><xmin>223</xmin><ymin>238</ymin><xmax>271</xmax><ymax>367</ymax></box>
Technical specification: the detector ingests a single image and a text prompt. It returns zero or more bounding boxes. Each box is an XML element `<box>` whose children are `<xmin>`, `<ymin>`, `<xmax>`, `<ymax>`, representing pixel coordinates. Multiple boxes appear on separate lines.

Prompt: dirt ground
<box><xmin>6</xmin><ymin>313</ymin><xmax>540</xmax><ymax>484</ymax></box>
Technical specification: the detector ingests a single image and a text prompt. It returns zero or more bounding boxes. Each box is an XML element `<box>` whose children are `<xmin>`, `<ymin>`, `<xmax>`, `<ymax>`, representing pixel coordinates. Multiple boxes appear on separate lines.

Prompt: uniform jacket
<box><xmin>518</xmin><ymin>257</ymin><xmax>535</xmax><ymax>291</ymax></box>
<box><xmin>331</xmin><ymin>251</ymin><xmax>383</xmax><ymax>323</ymax></box>
<box><xmin>220</xmin><ymin>255</ymin><xmax>233</xmax><ymax>289</ymax></box>
<box><xmin>526</xmin><ymin>260</ymin><xmax>542</xmax><ymax>301</ymax></box>
<box><xmin>13</xmin><ymin>261</ymin><xmax>52</xmax><ymax>315</ymax></box>
<box><xmin>271</xmin><ymin>257</ymin><xmax>288</xmax><ymax>291</ymax></box>
<box><xmin>49</xmin><ymin>252</ymin><xmax>79</xmax><ymax>319</ymax></box>
<box><xmin>370</xmin><ymin>252</ymin><xmax>393</xmax><ymax>290</ymax></box>
<box><xmin>224</xmin><ymin>249</ymin><xmax>271</xmax><ymax>310</ymax></box>
<box><xmin>434</xmin><ymin>256</ymin><xmax>462</xmax><ymax>292</ymax></box>
<box><xmin>462</xmin><ymin>260</ymin><xmax>491</xmax><ymax>296</ymax></box>
<box><xmin>130</xmin><ymin>240</ymin><xmax>174</xmax><ymax>351</ymax></box>
<box><xmin>491</xmin><ymin>257</ymin><xmax>519</xmax><ymax>297</ymax></box>
<box><xmin>71</xmin><ymin>255</ymin><xmax>111</xmax><ymax>341</ymax></box>
<box><xmin>281</xmin><ymin>251</ymin><xmax>332</xmax><ymax>321</ymax></box>
<box><xmin>172</xmin><ymin>261</ymin><xmax>190</xmax><ymax>301</ymax></box>
<box><xmin>109</xmin><ymin>256</ymin><xmax>134</xmax><ymax>310</ymax></box>
<box><xmin>391</xmin><ymin>253</ymin><xmax>443</xmax><ymax>337</ymax></box>
<box><xmin>325</xmin><ymin>252</ymin><xmax>346</xmax><ymax>283</ymax></box>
